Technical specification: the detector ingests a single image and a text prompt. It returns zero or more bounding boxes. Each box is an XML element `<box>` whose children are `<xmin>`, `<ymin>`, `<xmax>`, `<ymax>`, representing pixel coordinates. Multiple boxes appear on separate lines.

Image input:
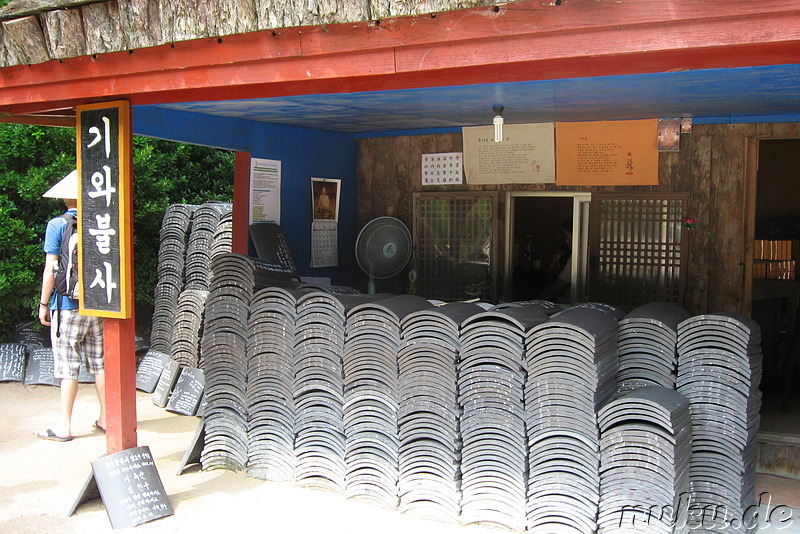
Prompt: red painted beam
<box><xmin>232</xmin><ymin>151</ymin><xmax>251</xmax><ymax>255</ymax></box>
<box><xmin>0</xmin><ymin>0</ymin><xmax>799</xmax><ymax>113</ymax></box>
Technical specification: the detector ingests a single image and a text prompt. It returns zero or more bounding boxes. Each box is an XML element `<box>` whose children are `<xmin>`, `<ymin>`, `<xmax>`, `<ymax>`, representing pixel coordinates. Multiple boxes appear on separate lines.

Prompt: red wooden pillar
<box><xmin>104</xmin><ymin>317</ymin><xmax>138</xmax><ymax>452</ymax></box>
<box><xmin>232</xmin><ymin>151</ymin><xmax>251</xmax><ymax>255</ymax></box>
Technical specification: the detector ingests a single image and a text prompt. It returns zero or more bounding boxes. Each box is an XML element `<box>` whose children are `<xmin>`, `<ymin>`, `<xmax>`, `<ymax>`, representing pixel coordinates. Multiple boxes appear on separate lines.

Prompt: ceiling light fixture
<box><xmin>493</xmin><ymin>105</ymin><xmax>504</xmax><ymax>142</ymax></box>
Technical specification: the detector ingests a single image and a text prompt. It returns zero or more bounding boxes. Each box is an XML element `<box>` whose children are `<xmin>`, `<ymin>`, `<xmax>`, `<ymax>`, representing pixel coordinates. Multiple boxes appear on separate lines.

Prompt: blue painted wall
<box><xmin>133</xmin><ymin>107</ymin><xmax>359</xmax><ymax>286</ymax></box>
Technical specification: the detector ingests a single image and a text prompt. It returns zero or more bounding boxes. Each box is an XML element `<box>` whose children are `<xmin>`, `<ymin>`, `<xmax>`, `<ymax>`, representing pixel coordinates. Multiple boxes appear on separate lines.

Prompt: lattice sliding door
<box><xmin>588</xmin><ymin>193</ymin><xmax>688</xmax><ymax>310</ymax></box>
<box><xmin>413</xmin><ymin>192</ymin><xmax>499</xmax><ymax>302</ymax></box>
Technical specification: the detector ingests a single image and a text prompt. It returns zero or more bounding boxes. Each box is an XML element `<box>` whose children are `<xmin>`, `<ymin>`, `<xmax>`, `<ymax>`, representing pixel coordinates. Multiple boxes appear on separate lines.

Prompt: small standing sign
<box><xmin>76</xmin><ymin>101</ymin><xmax>133</xmax><ymax>319</ymax></box>
<box><xmin>90</xmin><ymin>446</ymin><xmax>173</xmax><ymax>529</ymax></box>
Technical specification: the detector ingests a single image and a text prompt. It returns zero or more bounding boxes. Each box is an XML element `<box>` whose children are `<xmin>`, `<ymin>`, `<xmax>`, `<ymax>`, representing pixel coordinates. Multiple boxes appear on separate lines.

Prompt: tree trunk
<box><xmin>41</xmin><ymin>8</ymin><xmax>86</xmax><ymax>59</ymax></box>
<box><xmin>83</xmin><ymin>1</ymin><xmax>125</xmax><ymax>54</ymax></box>
<box><xmin>2</xmin><ymin>16</ymin><xmax>49</xmax><ymax>65</ymax></box>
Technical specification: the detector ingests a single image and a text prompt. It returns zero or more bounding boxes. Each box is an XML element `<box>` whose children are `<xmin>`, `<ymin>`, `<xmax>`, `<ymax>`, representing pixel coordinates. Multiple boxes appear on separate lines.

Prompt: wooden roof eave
<box><xmin>1</xmin><ymin>0</ymin><xmax>799</xmax><ymax>120</ymax></box>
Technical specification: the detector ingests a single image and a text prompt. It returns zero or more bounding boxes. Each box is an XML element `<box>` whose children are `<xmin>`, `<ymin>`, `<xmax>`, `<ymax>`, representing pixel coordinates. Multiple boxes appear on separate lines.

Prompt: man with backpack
<box><xmin>37</xmin><ymin>170</ymin><xmax>106</xmax><ymax>442</ymax></box>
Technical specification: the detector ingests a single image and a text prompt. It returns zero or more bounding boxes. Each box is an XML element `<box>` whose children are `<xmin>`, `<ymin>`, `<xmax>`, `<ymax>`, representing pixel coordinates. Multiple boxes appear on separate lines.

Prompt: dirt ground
<box><xmin>0</xmin><ymin>381</ymin><xmax>505</xmax><ymax>534</ymax></box>
<box><xmin>2</xmin><ymin>381</ymin><xmax>799</xmax><ymax>533</ymax></box>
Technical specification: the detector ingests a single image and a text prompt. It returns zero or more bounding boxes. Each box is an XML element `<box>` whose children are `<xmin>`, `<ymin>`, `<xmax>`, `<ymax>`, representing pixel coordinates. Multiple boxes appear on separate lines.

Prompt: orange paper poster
<box><xmin>556</xmin><ymin>119</ymin><xmax>658</xmax><ymax>186</ymax></box>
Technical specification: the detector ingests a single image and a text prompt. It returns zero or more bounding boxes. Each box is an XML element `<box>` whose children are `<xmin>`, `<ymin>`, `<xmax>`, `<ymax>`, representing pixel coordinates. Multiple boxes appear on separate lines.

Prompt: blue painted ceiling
<box><xmin>139</xmin><ymin>63</ymin><xmax>800</xmax><ymax>135</ymax></box>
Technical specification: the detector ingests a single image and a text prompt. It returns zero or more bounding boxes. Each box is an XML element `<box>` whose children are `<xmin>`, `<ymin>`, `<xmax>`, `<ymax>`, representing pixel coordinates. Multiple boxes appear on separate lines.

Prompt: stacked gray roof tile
<box><xmin>397</xmin><ymin>302</ymin><xmax>485</xmax><ymax>523</ymax></box>
<box><xmin>343</xmin><ymin>294</ymin><xmax>433</xmax><ymax>508</ymax></box>
<box><xmin>597</xmin><ymin>386</ymin><xmax>693</xmax><ymax>534</ymax></box>
<box><xmin>459</xmin><ymin>306</ymin><xmax>549</xmax><ymax>532</ymax></box>
<box><xmin>616</xmin><ymin>302</ymin><xmax>691</xmax><ymax>393</ymax></box>
<box><xmin>676</xmin><ymin>313</ymin><xmax>763</xmax><ymax>532</ymax></box>
<box><xmin>525</xmin><ymin>305</ymin><xmax>620</xmax><ymax>534</ymax></box>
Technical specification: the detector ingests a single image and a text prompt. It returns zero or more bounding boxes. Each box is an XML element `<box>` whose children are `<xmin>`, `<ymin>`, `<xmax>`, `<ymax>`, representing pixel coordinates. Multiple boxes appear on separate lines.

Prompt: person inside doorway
<box><xmin>537</xmin><ymin>218</ymin><xmax>573</xmax><ymax>302</ymax></box>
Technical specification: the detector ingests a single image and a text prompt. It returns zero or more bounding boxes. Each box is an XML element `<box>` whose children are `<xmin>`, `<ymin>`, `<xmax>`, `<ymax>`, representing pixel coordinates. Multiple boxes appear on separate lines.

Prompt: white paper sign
<box><xmin>422</xmin><ymin>152</ymin><xmax>463</xmax><ymax>185</ymax></box>
<box><xmin>463</xmin><ymin>123</ymin><xmax>555</xmax><ymax>184</ymax></box>
<box><xmin>311</xmin><ymin>220</ymin><xmax>338</xmax><ymax>268</ymax></box>
<box><xmin>249</xmin><ymin>158</ymin><xmax>281</xmax><ymax>224</ymax></box>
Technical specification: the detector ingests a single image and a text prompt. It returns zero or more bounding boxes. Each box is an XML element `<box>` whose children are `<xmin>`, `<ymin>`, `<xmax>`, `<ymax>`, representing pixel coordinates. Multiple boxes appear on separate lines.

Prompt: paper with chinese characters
<box><xmin>463</xmin><ymin>123</ymin><xmax>555</xmax><ymax>184</ymax></box>
<box><xmin>556</xmin><ymin>119</ymin><xmax>659</xmax><ymax>185</ymax></box>
<box><xmin>422</xmin><ymin>152</ymin><xmax>463</xmax><ymax>185</ymax></box>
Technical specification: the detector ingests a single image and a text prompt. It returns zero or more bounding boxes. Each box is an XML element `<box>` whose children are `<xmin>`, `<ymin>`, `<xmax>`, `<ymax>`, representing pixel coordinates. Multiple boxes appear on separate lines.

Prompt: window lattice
<box><xmin>414</xmin><ymin>194</ymin><xmax>495</xmax><ymax>301</ymax></box>
<box><xmin>592</xmin><ymin>197</ymin><xmax>685</xmax><ymax>309</ymax></box>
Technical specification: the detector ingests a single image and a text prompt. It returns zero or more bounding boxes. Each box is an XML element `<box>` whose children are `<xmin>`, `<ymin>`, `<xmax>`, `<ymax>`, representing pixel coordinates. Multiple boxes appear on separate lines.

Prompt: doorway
<box><xmin>503</xmin><ymin>193</ymin><xmax>590</xmax><ymax>303</ymax></box>
<box><xmin>751</xmin><ymin>138</ymin><xmax>800</xmax><ymax>428</ymax></box>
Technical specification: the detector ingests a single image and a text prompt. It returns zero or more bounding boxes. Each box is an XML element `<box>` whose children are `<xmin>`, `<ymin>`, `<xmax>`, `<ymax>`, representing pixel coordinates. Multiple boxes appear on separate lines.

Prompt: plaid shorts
<box><xmin>51</xmin><ymin>309</ymin><xmax>104</xmax><ymax>379</ymax></box>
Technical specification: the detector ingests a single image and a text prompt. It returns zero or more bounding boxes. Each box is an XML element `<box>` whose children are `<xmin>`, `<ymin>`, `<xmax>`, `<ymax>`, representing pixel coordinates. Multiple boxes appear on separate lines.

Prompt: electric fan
<box><xmin>355</xmin><ymin>216</ymin><xmax>412</xmax><ymax>293</ymax></box>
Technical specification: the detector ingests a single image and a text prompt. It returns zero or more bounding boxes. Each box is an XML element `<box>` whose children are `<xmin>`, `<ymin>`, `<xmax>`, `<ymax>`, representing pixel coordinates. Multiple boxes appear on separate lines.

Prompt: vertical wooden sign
<box><xmin>77</xmin><ymin>100</ymin><xmax>137</xmax><ymax>454</ymax></box>
<box><xmin>76</xmin><ymin>101</ymin><xmax>133</xmax><ymax>318</ymax></box>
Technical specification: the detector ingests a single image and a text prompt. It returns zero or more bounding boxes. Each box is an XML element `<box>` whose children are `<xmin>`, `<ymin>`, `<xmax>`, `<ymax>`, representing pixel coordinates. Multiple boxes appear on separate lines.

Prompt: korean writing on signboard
<box><xmin>77</xmin><ymin>101</ymin><xmax>132</xmax><ymax>318</ymax></box>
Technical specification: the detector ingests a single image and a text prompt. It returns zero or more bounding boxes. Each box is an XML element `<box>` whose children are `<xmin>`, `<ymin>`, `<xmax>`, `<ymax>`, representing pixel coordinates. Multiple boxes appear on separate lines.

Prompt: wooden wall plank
<box><xmin>41</xmin><ymin>7</ymin><xmax>86</xmax><ymax>59</ymax></box>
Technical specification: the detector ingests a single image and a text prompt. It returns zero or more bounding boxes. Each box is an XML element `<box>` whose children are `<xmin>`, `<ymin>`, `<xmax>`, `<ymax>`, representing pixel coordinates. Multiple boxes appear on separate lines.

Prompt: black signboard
<box><xmin>90</xmin><ymin>445</ymin><xmax>173</xmax><ymax>529</ymax></box>
<box><xmin>24</xmin><ymin>348</ymin><xmax>59</xmax><ymax>386</ymax></box>
<box><xmin>77</xmin><ymin>101</ymin><xmax>132</xmax><ymax>319</ymax></box>
<box><xmin>13</xmin><ymin>321</ymin><xmax>50</xmax><ymax>349</ymax></box>
<box><xmin>151</xmin><ymin>359</ymin><xmax>181</xmax><ymax>408</ymax></box>
<box><xmin>165</xmin><ymin>367</ymin><xmax>205</xmax><ymax>416</ymax></box>
<box><xmin>135</xmin><ymin>351</ymin><xmax>169</xmax><ymax>393</ymax></box>
<box><xmin>0</xmin><ymin>343</ymin><xmax>26</xmax><ymax>382</ymax></box>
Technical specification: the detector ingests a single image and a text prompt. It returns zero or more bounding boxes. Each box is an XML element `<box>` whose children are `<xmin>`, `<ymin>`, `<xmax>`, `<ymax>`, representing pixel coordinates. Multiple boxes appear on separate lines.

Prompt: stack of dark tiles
<box><xmin>458</xmin><ymin>306</ymin><xmax>549</xmax><ymax>532</ymax></box>
<box><xmin>170</xmin><ymin>288</ymin><xmax>208</xmax><ymax>368</ymax></box>
<box><xmin>246</xmin><ymin>287</ymin><xmax>309</xmax><ymax>482</ymax></box>
<box><xmin>185</xmin><ymin>202</ymin><xmax>232</xmax><ymax>292</ymax></box>
<box><xmin>597</xmin><ymin>386</ymin><xmax>693</xmax><ymax>534</ymax></box>
<box><xmin>676</xmin><ymin>313</ymin><xmax>763</xmax><ymax>532</ymax></box>
<box><xmin>616</xmin><ymin>302</ymin><xmax>691</xmax><ymax>394</ymax></box>
<box><xmin>342</xmin><ymin>294</ymin><xmax>433</xmax><ymax>509</ymax></box>
<box><xmin>151</xmin><ymin>203</ymin><xmax>195</xmax><ymax>352</ymax></box>
<box><xmin>525</xmin><ymin>305</ymin><xmax>620</xmax><ymax>534</ymax></box>
<box><xmin>198</xmin><ymin>253</ymin><xmax>255</xmax><ymax>471</ymax></box>
<box><xmin>397</xmin><ymin>301</ymin><xmax>484</xmax><ymax>523</ymax></box>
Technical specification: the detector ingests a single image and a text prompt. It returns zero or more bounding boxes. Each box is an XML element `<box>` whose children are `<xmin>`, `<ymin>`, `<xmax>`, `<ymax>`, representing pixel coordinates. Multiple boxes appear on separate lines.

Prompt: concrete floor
<box><xmin>1</xmin><ymin>381</ymin><xmax>798</xmax><ymax>533</ymax></box>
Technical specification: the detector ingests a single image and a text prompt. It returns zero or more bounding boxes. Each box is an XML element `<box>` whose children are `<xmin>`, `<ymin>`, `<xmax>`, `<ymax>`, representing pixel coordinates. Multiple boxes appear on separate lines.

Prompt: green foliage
<box><xmin>0</xmin><ymin>124</ymin><xmax>233</xmax><ymax>341</ymax></box>
<box><xmin>0</xmin><ymin>124</ymin><xmax>76</xmax><ymax>340</ymax></box>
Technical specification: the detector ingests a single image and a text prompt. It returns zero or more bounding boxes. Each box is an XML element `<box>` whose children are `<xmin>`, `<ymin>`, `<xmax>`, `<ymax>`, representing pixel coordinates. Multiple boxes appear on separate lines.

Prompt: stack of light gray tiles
<box><xmin>246</xmin><ymin>287</ymin><xmax>307</xmax><ymax>482</ymax></box>
<box><xmin>676</xmin><ymin>313</ymin><xmax>763</xmax><ymax>532</ymax></box>
<box><xmin>459</xmin><ymin>305</ymin><xmax>550</xmax><ymax>532</ymax></box>
<box><xmin>525</xmin><ymin>304</ymin><xmax>621</xmax><ymax>534</ymax></box>
<box><xmin>597</xmin><ymin>386</ymin><xmax>693</xmax><ymax>534</ymax></box>
<box><xmin>616</xmin><ymin>302</ymin><xmax>691</xmax><ymax>394</ymax></box>
<box><xmin>343</xmin><ymin>295</ymin><xmax>433</xmax><ymax>508</ymax></box>
<box><xmin>397</xmin><ymin>301</ymin><xmax>485</xmax><ymax>523</ymax></box>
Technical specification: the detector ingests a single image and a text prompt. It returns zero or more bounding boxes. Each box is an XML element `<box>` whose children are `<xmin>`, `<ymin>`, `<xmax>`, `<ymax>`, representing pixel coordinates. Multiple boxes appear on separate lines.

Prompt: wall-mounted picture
<box><xmin>312</xmin><ymin>177</ymin><xmax>341</xmax><ymax>221</ymax></box>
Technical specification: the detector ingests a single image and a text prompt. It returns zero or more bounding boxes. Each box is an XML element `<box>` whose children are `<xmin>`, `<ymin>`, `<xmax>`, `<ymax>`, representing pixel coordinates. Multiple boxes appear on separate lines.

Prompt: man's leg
<box><xmin>94</xmin><ymin>373</ymin><xmax>106</xmax><ymax>429</ymax></box>
<box><xmin>58</xmin><ymin>378</ymin><xmax>79</xmax><ymax>437</ymax></box>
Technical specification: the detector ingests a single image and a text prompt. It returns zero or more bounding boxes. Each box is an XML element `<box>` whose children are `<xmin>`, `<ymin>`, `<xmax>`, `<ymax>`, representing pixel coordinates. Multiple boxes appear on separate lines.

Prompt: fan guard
<box><xmin>356</xmin><ymin>216</ymin><xmax>412</xmax><ymax>292</ymax></box>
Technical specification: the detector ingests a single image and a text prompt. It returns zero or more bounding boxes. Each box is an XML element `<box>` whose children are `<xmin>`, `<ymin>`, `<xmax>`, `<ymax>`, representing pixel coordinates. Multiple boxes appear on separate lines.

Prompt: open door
<box><xmin>588</xmin><ymin>192</ymin><xmax>689</xmax><ymax>310</ymax></box>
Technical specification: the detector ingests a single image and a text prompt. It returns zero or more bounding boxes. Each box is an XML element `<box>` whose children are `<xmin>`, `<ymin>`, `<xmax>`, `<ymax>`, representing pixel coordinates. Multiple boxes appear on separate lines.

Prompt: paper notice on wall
<box><xmin>249</xmin><ymin>158</ymin><xmax>281</xmax><ymax>224</ymax></box>
<box><xmin>555</xmin><ymin>119</ymin><xmax>658</xmax><ymax>185</ymax></box>
<box><xmin>422</xmin><ymin>152</ymin><xmax>463</xmax><ymax>185</ymax></box>
<box><xmin>311</xmin><ymin>220</ymin><xmax>338</xmax><ymax>268</ymax></box>
<box><xmin>463</xmin><ymin>123</ymin><xmax>555</xmax><ymax>184</ymax></box>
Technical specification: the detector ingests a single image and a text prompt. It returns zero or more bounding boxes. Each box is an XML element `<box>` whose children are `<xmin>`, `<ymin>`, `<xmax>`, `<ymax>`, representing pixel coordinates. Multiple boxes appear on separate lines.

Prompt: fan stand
<box><xmin>367</xmin><ymin>276</ymin><xmax>376</xmax><ymax>294</ymax></box>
